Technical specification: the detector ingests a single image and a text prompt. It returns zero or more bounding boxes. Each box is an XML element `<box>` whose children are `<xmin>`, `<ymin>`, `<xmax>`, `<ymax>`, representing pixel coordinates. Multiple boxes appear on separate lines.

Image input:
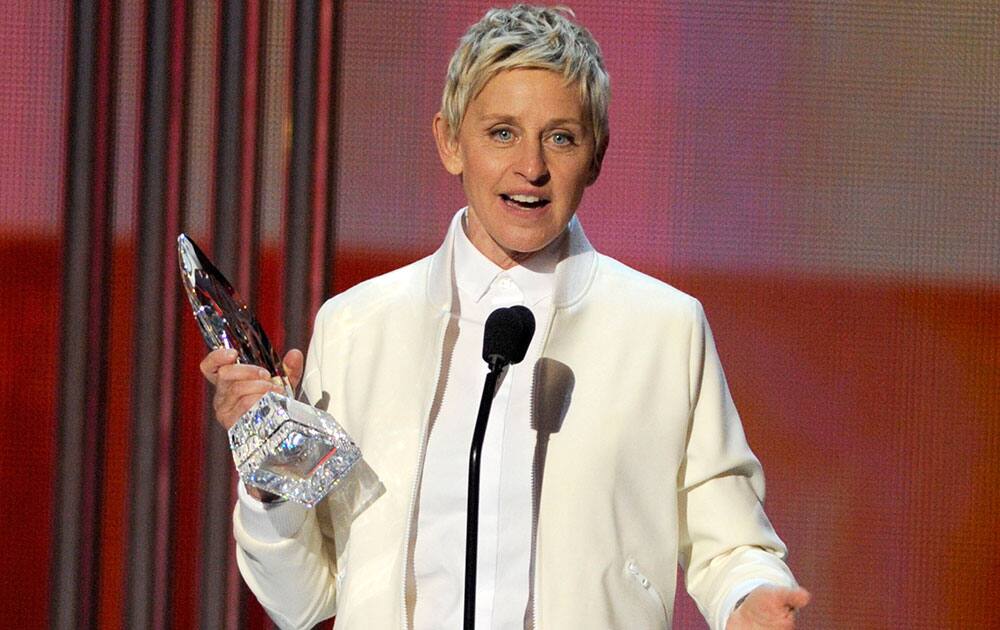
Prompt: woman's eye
<box><xmin>551</xmin><ymin>132</ymin><xmax>574</xmax><ymax>146</ymax></box>
<box><xmin>492</xmin><ymin>128</ymin><xmax>514</xmax><ymax>142</ymax></box>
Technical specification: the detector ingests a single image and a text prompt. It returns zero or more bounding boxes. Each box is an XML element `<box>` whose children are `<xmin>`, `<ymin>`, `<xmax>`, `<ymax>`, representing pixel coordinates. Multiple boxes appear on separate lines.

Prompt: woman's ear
<box><xmin>433</xmin><ymin>113</ymin><xmax>463</xmax><ymax>176</ymax></box>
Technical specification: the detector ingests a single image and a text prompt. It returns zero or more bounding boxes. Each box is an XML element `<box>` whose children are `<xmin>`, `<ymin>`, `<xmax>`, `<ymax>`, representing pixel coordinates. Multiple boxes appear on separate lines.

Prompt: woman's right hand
<box><xmin>199</xmin><ymin>347</ymin><xmax>305</xmax><ymax>430</ymax></box>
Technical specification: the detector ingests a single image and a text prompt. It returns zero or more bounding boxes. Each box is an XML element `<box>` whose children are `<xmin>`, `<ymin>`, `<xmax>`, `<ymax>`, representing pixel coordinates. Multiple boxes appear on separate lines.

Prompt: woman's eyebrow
<box><xmin>479</xmin><ymin>113</ymin><xmax>518</xmax><ymax>123</ymax></box>
<box><xmin>477</xmin><ymin>114</ymin><xmax>585</xmax><ymax>128</ymax></box>
<box><xmin>546</xmin><ymin>118</ymin><xmax>586</xmax><ymax>128</ymax></box>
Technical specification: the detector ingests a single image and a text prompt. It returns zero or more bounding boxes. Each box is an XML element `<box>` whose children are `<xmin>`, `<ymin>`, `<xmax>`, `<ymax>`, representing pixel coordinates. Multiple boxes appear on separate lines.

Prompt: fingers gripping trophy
<box><xmin>177</xmin><ymin>234</ymin><xmax>368</xmax><ymax>507</ymax></box>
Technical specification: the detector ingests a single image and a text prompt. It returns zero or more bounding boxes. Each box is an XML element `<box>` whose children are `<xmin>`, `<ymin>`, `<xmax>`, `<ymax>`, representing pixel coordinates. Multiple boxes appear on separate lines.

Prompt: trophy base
<box><xmin>229</xmin><ymin>392</ymin><xmax>362</xmax><ymax>508</ymax></box>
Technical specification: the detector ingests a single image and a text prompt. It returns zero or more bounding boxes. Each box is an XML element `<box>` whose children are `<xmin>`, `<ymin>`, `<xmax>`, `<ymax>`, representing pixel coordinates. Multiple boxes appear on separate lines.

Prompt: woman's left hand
<box><xmin>726</xmin><ymin>585</ymin><xmax>811</xmax><ymax>629</ymax></box>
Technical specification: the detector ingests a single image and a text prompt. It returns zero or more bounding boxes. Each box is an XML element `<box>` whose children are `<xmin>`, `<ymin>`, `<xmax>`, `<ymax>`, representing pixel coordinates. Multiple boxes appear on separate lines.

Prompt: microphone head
<box><xmin>482</xmin><ymin>305</ymin><xmax>536</xmax><ymax>368</ymax></box>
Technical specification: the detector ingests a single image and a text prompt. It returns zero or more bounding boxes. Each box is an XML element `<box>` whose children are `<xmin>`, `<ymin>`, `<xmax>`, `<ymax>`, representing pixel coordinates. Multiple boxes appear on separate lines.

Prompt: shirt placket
<box><xmin>477</xmin><ymin>273</ymin><xmax>524</xmax><ymax>629</ymax></box>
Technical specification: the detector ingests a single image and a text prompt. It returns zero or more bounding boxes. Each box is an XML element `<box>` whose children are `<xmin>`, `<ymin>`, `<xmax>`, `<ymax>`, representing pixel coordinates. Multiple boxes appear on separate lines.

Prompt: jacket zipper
<box><xmin>400</xmin><ymin>314</ymin><xmax>451</xmax><ymax>630</ymax></box>
<box><xmin>528</xmin><ymin>394</ymin><xmax>538</xmax><ymax>630</ymax></box>
<box><xmin>625</xmin><ymin>559</ymin><xmax>668</xmax><ymax>616</ymax></box>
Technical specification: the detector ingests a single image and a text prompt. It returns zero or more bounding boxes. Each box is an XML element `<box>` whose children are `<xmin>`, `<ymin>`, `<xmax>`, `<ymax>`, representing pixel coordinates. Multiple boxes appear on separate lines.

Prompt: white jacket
<box><xmin>233</xmin><ymin>210</ymin><xmax>796</xmax><ymax>629</ymax></box>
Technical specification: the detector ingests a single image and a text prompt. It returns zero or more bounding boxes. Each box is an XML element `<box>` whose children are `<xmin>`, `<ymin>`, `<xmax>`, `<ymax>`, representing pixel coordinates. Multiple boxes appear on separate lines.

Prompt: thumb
<box><xmin>282</xmin><ymin>348</ymin><xmax>305</xmax><ymax>390</ymax></box>
<box><xmin>786</xmin><ymin>587</ymin><xmax>811</xmax><ymax>610</ymax></box>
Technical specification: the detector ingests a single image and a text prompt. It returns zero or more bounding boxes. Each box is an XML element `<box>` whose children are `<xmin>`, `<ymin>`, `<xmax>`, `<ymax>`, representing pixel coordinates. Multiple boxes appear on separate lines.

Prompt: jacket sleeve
<box><xmin>231</xmin><ymin>307</ymin><xmax>339</xmax><ymax>630</ymax></box>
<box><xmin>677</xmin><ymin>300</ymin><xmax>797</xmax><ymax>630</ymax></box>
<box><xmin>233</xmin><ymin>489</ymin><xmax>337</xmax><ymax>629</ymax></box>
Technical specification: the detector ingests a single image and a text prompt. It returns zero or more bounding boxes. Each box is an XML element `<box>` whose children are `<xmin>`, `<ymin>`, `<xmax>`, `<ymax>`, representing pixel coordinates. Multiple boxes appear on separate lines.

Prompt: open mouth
<box><xmin>501</xmin><ymin>193</ymin><xmax>550</xmax><ymax>209</ymax></box>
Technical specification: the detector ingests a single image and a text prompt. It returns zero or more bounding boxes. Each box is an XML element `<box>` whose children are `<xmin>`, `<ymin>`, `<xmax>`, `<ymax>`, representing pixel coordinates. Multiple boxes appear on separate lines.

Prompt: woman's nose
<box><xmin>514</xmin><ymin>139</ymin><xmax>549</xmax><ymax>184</ymax></box>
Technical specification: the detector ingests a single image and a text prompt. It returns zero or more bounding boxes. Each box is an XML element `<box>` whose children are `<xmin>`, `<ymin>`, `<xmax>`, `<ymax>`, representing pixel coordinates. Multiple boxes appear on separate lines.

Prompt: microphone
<box><xmin>464</xmin><ymin>306</ymin><xmax>536</xmax><ymax>630</ymax></box>
<box><xmin>482</xmin><ymin>305</ymin><xmax>535</xmax><ymax>370</ymax></box>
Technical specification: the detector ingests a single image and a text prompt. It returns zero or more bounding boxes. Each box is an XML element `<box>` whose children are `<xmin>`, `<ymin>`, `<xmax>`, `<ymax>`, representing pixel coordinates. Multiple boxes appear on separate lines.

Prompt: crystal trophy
<box><xmin>177</xmin><ymin>234</ymin><xmax>363</xmax><ymax>507</ymax></box>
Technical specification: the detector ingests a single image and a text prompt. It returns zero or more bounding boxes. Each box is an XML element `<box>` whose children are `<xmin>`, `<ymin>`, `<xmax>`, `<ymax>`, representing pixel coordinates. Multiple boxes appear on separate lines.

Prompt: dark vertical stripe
<box><xmin>239</xmin><ymin>0</ymin><xmax>262</xmax><ymax>298</ymax></box>
<box><xmin>126</xmin><ymin>0</ymin><xmax>171</xmax><ymax>625</ymax></box>
<box><xmin>52</xmin><ymin>0</ymin><xmax>117</xmax><ymax>627</ymax></box>
<box><xmin>169</xmin><ymin>2</ymin><xmax>204</xmax><ymax>627</ymax></box>
<box><xmin>78</xmin><ymin>1</ymin><xmax>118</xmax><ymax>624</ymax></box>
<box><xmin>308</xmin><ymin>0</ymin><xmax>336</xmax><ymax>319</ymax></box>
<box><xmin>212</xmin><ymin>0</ymin><xmax>244</xmax><ymax>269</ymax></box>
<box><xmin>52</xmin><ymin>0</ymin><xmax>91</xmax><ymax>622</ymax></box>
<box><xmin>151</xmin><ymin>1</ymin><xmax>188</xmax><ymax>628</ymax></box>
<box><xmin>201</xmin><ymin>2</ymin><xmax>244</xmax><ymax>628</ymax></box>
<box><xmin>284</xmin><ymin>0</ymin><xmax>319</xmax><ymax>352</ymax></box>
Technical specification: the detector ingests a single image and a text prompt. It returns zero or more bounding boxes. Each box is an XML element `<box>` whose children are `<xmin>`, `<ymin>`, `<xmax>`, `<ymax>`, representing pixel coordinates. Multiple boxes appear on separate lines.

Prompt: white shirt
<box><xmin>412</xmin><ymin>219</ymin><xmax>559</xmax><ymax>630</ymax></box>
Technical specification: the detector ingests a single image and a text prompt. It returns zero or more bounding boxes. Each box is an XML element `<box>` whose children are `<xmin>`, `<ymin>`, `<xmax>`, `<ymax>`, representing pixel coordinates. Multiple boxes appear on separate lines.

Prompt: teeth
<box><xmin>508</xmin><ymin>194</ymin><xmax>543</xmax><ymax>203</ymax></box>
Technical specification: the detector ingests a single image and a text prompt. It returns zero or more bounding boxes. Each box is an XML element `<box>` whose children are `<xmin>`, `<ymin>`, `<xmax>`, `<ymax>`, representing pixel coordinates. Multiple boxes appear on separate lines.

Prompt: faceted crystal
<box><xmin>177</xmin><ymin>234</ymin><xmax>288</xmax><ymax>388</ymax></box>
<box><xmin>232</xmin><ymin>392</ymin><xmax>362</xmax><ymax>508</ymax></box>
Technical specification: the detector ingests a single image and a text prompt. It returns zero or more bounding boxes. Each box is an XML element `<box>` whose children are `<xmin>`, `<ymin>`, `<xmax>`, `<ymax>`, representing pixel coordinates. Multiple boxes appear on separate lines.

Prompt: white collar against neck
<box><xmin>426</xmin><ymin>207</ymin><xmax>598</xmax><ymax>312</ymax></box>
<box><xmin>453</xmin><ymin>210</ymin><xmax>561</xmax><ymax>306</ymax></box>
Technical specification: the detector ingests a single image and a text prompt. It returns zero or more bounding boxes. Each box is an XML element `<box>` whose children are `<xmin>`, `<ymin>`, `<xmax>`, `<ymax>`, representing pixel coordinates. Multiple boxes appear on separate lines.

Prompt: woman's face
<box><xmin>434</xmin><ymin>68</ymin><xmax>601</xmax><ymax>269</ymax></box>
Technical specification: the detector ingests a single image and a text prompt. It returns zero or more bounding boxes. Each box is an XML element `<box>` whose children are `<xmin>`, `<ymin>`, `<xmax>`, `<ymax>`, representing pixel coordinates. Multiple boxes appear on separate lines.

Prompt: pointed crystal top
<box><xmin>177</xmin><ymin>234</ymin><xmax>286</xmax><ymax>380</ymax></box>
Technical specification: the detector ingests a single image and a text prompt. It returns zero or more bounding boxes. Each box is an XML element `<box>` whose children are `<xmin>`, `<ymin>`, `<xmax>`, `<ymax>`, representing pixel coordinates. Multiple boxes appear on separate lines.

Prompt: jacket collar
<box><xmin>426</xmin><ymin>208</ymin><xmax>598</xmax><ymax>312</ymax></box>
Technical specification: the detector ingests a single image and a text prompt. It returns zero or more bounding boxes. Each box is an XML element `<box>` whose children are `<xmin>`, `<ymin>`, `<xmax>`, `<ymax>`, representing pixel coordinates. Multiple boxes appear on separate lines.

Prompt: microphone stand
<box><xmin>464</xmin><ymin>361</ymin><xmax>504</xmax><ymax>630</ymax></box>
<box><xmin>462</xmin><ymin>304</ymin><xmax>534</xmax><ymax>630</ymax></box>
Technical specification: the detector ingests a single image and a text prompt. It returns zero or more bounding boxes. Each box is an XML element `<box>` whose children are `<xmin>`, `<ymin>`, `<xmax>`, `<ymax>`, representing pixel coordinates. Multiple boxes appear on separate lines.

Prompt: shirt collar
<box><xmin>453</xmin><ymin>210</ymin><xmax>561</xmax><ymax>306</ymax></box>
<box><xmin>428</xmin><ymin>208</ymin><xmax>597</xmax><ymax>312</ymax></box>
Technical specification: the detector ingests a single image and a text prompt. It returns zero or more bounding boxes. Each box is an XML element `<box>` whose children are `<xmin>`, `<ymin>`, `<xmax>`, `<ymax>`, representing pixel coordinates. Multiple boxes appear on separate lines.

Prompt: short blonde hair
<box><xmin>441</xmin><ymin>5</ymin><xmax>610</xmax><ymax>160</ymax></box>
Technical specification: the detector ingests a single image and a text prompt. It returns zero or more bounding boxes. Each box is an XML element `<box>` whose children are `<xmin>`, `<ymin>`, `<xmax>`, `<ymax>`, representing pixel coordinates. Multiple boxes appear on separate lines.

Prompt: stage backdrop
<box><xmin>1</xmin><ymin>1</ymin><xmax>997</xmax><ymax>629</ymax></box>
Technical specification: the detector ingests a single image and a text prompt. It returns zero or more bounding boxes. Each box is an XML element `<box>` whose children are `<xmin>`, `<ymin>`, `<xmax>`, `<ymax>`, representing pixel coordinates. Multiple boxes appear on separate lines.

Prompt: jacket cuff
<box><xmin>235</xmin><ymin>483</ymin><xmax>309</xmax><ymax>543</ymax></box>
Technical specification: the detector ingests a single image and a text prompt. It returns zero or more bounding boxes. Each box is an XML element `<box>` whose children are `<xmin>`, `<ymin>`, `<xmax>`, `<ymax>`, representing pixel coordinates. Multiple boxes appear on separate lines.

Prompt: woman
<box><xmin>202</xmin><ymin>5</ymin><xmax>809</xmax><ymax>629</ymax></box>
